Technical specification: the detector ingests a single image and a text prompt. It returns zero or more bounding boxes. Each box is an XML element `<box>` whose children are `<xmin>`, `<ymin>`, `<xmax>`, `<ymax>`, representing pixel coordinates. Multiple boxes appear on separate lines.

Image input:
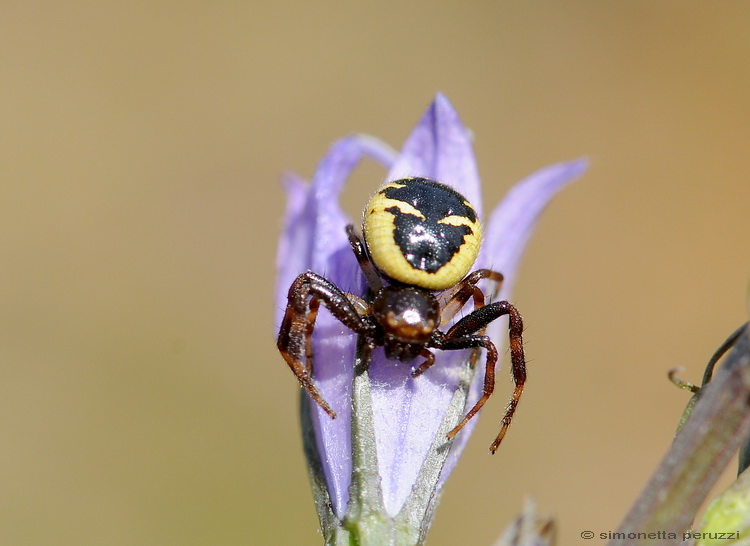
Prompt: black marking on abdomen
<box><xmin>385</xmin><ymin>206</ymin><xmax>473</xmax><ymax>273</ymax></box>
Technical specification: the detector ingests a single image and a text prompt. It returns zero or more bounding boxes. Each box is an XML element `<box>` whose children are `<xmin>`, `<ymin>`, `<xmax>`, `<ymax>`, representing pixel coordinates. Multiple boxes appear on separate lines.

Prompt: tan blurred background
<box><xmin>2</xmin><ymin>2</ymin><xmax>749</xmax><ymax>545</ymax></box>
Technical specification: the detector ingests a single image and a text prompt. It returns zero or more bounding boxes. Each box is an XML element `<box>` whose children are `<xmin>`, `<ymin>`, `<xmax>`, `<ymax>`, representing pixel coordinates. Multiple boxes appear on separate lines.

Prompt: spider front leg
<box><xmin>277</xmin><ymin>270</ymin><xmax>375</xmax><ymax>419</ymax></box>
<box><xmin>442</xmin><ymin>300</ymin><xmax>526</xmax><ymax>454</ymax></box>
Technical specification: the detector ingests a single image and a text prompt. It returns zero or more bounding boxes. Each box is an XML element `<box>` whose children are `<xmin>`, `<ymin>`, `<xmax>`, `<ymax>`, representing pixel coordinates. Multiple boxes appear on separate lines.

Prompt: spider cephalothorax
<box><xmin>277</xmin><ymin>177</ymin><xmax>526</xmax><ymax>453</ymax></box>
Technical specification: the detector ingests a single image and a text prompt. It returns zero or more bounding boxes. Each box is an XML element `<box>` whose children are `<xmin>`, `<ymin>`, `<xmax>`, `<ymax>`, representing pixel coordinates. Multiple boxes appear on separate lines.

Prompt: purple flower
<box><xmin>275</xmin><ymin>94</ymin><xmax>586</xmax><ymax>541</ymax></box>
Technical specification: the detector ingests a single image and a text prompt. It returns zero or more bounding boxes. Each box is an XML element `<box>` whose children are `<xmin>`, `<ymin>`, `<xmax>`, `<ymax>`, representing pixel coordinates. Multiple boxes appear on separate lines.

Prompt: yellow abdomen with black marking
<box><xmin>362</xmin><ymin>178</ymin><xmax>482</xmax><ymax>291</ymax></box>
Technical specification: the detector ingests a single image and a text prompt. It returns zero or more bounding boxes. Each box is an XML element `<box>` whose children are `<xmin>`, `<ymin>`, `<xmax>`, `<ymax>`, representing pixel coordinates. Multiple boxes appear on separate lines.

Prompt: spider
<box><xmin>277</xmin><ymin>177</ymin><xmax>526</xmax><ymax>453</ymax></box>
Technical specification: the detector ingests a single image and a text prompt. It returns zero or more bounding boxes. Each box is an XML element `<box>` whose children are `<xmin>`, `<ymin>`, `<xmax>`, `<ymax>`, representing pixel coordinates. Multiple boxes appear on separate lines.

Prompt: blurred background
<box><xmin>2</xmin><ymin>2</ymin><xmax>749</xmax><ymax>545</ymax></box>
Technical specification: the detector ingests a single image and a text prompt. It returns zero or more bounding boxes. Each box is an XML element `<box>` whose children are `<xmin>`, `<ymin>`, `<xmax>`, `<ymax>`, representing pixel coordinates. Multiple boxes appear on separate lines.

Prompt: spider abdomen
<box><xmin>363</xmin><ymin>178</ymin><xmax>482</xmax><ymax>291</ymax></box>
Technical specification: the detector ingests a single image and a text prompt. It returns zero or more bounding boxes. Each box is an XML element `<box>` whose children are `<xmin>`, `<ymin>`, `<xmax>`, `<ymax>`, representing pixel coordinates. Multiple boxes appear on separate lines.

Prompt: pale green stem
<box><xmin>301</xmin><ymin>339</ymin><xmax>478</xmax><ymax>545</ymax></box>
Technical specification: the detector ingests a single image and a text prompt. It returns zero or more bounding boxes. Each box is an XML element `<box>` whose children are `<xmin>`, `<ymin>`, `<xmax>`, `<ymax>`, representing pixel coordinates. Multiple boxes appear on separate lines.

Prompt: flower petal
<box><xmin>275</xmin><ymin>134</ymin><xmax>397</xmax><ymax>517</ymax></box>
<box><xmin>387</xmin><ymin>93</ymin><xmax>482</xmax><ymax>212</ymax></box>
<box><xmin>480</xmin><ymin>158</ymin><xmax>589</xmax><ymax>299</ymax></box>
<box><xmin>275</xmin><ymin>172</ymin><xmax>312</xmax><ymax>330</ymax></box>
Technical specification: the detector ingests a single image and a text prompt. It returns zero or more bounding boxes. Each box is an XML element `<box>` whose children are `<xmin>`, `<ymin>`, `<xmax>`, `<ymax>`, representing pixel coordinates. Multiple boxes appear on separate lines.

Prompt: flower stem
<box><xmin>302</xmin><ymin>337</ymin><xmax>479</xmax><ymax>545</ymax></box>
<box><xmin>610</xmin><ymin>326</ymin><xmax>750</xmax><ymax>544</ymax></box>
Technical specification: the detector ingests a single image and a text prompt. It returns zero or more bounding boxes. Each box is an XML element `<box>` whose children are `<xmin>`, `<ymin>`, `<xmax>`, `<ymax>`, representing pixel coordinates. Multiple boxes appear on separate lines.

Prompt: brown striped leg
<box><xmin>410</xmin><ymin>348</ymin><xmax>437</xmax><ymax>378</ymax></box>
<box><xmin>438</xmin><ymin>269</ymin><xmax>504</xmax><ymax>326</ymax></box>
<box><xmin>304</xmin><ymin>298</ymin><xmax>320</xmax><ymax>377</ymax></box>
<box><xmin>277</xmin><ymin>271</ymin><xmax>376</xmax><ymax>419</ymax></box>
<box><xmin>442</xmin><ymin>300</ymin><xmax>526</xmax><ymax>453</ymax></box>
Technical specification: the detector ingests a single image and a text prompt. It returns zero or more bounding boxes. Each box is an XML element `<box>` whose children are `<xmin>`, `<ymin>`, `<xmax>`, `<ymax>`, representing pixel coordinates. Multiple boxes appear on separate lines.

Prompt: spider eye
<box><xmin>362</xmin><ymin>177</ymin><xmax>482</xmax><ymax>291</ymax></box>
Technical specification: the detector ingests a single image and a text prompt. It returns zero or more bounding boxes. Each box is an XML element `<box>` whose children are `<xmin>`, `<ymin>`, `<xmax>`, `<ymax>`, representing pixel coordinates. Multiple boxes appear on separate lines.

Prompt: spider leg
<box><xmin>346</xmin><ymin>224</ymin><xmax>383</xmax><ymax>292</ymax></box>
<box><xmin>354</xmin><ymin>334</ymin><xmax>378</xmax><ymax>375</ymax></box>
<box><xmin>277</xmin><ymin>271</ymin><xmax>376</xmax><ymax>419</ymax></box>
<box><xmin>302</xmin><ymin>289</ymin><xmax>371</xmax><ymax>376</ymax></box>
<box><xmin>439</xmin><ymin>269</ymin><xmax>504</xmax><ymax>326</ymax></box>
<box><xmin>304</xmin><ymin>297</ymin><xmax>320</xmax><ymax>377</ymax></box>
<box><xmin>439</xmin><ymin>334</ymin><xmax>498</xmax><ymax>439</ymax></box>
<box><xmin>443</xmin><ymin>300</ymin><xmax>526</xmax><ymax>454</ymax></box>
<box><xmin>437</xmin><ymin>269</ymin><xmax>504</xmax><ymax>370</ymax></box>
<box><xmin>410</xmin><ymin>347</ymin><xmax>438</xmax><ymax>378</ymax></box>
